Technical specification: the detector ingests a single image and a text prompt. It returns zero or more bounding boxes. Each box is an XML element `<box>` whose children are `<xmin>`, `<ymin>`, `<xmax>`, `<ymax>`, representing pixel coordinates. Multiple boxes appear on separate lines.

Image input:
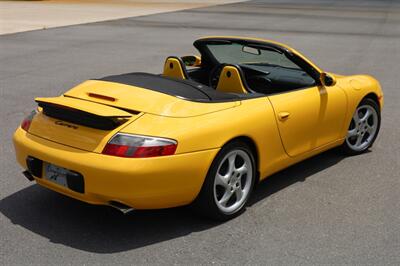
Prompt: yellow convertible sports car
<box><xmin>13</xmin><ymin>36</ymin><xmax>383</xmax><ymax>220</ymax></box>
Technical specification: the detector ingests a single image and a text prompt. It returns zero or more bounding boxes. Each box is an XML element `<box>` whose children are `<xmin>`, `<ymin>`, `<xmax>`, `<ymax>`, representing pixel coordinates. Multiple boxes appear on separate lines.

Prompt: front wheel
<box><xmin>341</xmin><ymin>98</ymin><xmax>381</xmax><ymax>155</ymax></box>
<box><xmin>193</xmin><ymin>141</ymin><xmax>256</xmax><ymax>221</ymax></box>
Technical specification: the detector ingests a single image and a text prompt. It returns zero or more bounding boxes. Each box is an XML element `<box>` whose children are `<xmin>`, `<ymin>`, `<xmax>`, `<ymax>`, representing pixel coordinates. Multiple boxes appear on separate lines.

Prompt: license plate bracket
<box><xmin>42</xmin><ymin>162</ymin><xmax>84</xmax><ymax>193</ymax></box>
<box><xmin>44</xmin><ymin>163</ymin><xmax>69</xmax><ymax>187</ymax></box>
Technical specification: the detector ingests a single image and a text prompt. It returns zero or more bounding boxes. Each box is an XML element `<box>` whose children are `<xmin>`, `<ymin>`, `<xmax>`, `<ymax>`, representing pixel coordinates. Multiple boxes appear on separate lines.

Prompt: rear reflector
<box><xmin>102</xmin><ymin>133</ymin><xmax>177</xmax><ymax>158</ymax></box>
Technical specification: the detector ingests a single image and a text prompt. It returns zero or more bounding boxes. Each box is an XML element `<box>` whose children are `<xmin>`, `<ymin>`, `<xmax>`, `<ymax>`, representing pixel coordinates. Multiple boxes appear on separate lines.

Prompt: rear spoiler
<box><xmin>35</xmin><ymin>96</ymin><xmax>134</xmax><ymax>130</ymax></box>
<box><xmin>35</xmin><ymin>96</ymin><xmax>133</xmax><ymax>118</ymax></box>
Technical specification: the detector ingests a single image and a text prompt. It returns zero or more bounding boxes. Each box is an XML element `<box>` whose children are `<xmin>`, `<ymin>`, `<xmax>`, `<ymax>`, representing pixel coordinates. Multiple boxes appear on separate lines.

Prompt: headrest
<box><xmin>163</xmin><ymin>56</ymin><xmax>189</xmax><ymax>80</ymax></box>
<box><xmin>216</xmin><ymin>65</ymin><xmax>249</xmax><ymax>94</ymax></box>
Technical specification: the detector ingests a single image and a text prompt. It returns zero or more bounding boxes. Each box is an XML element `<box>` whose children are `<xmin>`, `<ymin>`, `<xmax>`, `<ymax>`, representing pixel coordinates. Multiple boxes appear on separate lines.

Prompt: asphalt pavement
<box><xmin>1</xmin><ymin>0</ymin><xmax>399</xmax><ymax>265</ymax></box>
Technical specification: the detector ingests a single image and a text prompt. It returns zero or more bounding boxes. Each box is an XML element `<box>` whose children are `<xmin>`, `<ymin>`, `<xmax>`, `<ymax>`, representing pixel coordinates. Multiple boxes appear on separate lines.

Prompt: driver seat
<box><xmin>163</xmin><ymin>56</ymin><xmax>189</xmax><ymax>80</ymax></box>
<box><xmin>216</xmin><ymin>65</ymin><xmax>250</xmax><ymax>94</ymax></box>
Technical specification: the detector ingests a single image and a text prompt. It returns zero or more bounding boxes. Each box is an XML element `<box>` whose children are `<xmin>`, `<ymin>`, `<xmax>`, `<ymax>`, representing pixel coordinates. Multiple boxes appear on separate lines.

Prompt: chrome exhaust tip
<box><xmin>108</xmin><ymin>201</ymin><xmax>134</xmax><ymax>214</ymax></box>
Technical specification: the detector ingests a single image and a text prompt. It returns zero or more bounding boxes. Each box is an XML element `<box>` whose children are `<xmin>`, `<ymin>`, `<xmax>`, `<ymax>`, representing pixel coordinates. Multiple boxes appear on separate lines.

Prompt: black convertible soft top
<box><xmin>96</xmin><ymin>72</ymin><xmax>242</xmax><ymax>102</ymax></box>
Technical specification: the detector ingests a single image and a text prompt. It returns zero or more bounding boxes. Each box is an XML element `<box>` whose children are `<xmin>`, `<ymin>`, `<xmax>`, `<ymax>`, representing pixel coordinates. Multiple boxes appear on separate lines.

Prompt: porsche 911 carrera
<box><xmin>13</xmin><ymin>36</ymin><xmax>383</xmax><ymax>220</ymax></box>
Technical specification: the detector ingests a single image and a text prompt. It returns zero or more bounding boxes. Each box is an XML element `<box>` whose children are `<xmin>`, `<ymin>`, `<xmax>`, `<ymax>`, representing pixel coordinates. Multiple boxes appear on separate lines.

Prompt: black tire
<box><xmin>192</xmin><ymin>140</ymin><xmax>256</xmax><ymax>221</ymax></box>
<box><xmin>341</xmin><ymin>98</ymin><xmax>381</xmax><ymax>155</ymax></box>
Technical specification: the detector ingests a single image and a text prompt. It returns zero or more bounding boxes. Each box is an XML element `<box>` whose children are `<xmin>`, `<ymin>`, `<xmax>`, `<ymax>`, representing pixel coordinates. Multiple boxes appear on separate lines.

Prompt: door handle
<box><xmin>278</xmin><ymin>112</ymin><xmax>290</xmax><ymax>121</ymax></box>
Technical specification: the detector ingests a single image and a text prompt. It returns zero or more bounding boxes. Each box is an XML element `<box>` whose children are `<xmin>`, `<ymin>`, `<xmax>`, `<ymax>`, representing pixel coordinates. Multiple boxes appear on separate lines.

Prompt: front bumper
<box><xmin>13</xmin><ymin>127</ymin><xmax>219</xmax><ymax>209</ymax></box>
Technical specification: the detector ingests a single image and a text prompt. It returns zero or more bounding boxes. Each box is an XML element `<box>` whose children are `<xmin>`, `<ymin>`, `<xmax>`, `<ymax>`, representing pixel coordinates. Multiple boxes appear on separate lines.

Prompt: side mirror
<box><xmin>181</xmin><ymin>55</ymin><xmax>201</xmax><ymax>67</ymax></box>
<box><xmin>320</xmin><ymin>72</ymin><xmax>336</xmax><ymax>87</ymax></box>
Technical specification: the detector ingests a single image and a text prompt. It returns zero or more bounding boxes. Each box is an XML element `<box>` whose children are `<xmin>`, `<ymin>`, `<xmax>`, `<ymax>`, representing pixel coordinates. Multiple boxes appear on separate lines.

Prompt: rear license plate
<box><xmin>44</xmin><ymin>163</ymin><xmax>69</xmax><ymax>187</ymax></box>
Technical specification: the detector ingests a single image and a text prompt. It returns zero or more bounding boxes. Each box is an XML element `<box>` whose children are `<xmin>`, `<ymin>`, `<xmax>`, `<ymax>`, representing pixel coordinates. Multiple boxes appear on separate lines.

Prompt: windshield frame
<box><xmin>193</xmin><ymin>37</ymin><xmax>322</xmax><ymax>84</ymax></box>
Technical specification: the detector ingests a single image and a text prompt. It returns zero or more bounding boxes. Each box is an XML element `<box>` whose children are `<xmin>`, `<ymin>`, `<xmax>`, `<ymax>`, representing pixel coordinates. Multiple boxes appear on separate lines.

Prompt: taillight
<box><xmin>102</xmin><ymin>133</ymin><xmax>177</xmax><ymax>158</ymax></box>
<box><xmin>21</xmin><ymin>110</ymin><xmax>37</xmax><ymax>132</ymax></box>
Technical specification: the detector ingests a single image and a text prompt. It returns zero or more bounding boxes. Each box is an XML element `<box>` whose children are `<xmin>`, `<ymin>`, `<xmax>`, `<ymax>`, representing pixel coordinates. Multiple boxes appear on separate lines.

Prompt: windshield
<box><xmin>206</xmin><ymin>42</ymin><xmax>301</xmax><ymax>69</ymax></box>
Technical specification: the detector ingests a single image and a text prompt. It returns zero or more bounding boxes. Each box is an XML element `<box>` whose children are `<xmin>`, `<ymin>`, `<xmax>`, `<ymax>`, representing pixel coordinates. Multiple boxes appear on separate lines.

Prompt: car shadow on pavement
<box><xmin>0</xmin><ymin>149</ymin><xmax>346</xmax><ymax>253</ymax></box>
<box><xmin>249</xmin><ymin>149</ymin><xmax>348</xmax><ymax>205</ymax></box>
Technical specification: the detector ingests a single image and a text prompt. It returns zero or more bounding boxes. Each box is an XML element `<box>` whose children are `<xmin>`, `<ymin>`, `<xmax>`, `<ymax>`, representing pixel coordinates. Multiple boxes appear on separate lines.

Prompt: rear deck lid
<box><xmin>64</xmin><ymin>73</ymin><xmax>239</xmax><ymax>118</ymax></box>
<box><xmin>29</xmin><ymin>96</ymin><xmax>139</xmax><ymax>152</ymax></box>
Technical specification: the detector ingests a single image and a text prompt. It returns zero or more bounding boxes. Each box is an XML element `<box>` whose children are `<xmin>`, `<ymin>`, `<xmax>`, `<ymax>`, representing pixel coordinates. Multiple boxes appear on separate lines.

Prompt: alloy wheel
<box><xmin>346</xmin><ymin>104</ymin><xmax>379</xmax><ymax>152</ymax></box>
<box><xmin>213</xmin><ymin>150</ymin><xmax>253</xmax><ymax>214</ymax></box>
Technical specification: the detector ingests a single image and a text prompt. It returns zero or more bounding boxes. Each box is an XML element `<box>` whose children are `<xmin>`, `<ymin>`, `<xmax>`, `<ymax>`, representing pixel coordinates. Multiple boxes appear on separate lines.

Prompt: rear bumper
<box><xmin>13</xmin><ymin>127</ymin><xmax>218</xmax><ymax>209</ymax></box>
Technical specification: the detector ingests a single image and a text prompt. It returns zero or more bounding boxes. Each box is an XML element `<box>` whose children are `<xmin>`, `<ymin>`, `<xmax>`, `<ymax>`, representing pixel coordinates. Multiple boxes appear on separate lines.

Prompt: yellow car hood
<box><xmin>64</xmin><ymin>80</ymin><xmax>239</xmax><ymax>118</ymax></box>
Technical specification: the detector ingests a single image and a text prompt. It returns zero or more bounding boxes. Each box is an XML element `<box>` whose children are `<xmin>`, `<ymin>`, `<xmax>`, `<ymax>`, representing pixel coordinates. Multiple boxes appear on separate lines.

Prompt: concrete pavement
<box><xmin>0</xmin><ymin>0</ymin><xmax>244</xmax><ymax>35</ymax></box>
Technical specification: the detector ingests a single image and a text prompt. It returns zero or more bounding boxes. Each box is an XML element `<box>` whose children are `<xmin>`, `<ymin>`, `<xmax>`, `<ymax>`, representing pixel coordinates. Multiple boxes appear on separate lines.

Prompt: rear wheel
<box><xmin>193</xmin><ymin>141</ymin><xmax>256</xmax><ymax>221</ymax></box>
<box><xmin>341</xmin><ymin>98</ymin><xmax>381</xmax><ymax>155</ymax></box>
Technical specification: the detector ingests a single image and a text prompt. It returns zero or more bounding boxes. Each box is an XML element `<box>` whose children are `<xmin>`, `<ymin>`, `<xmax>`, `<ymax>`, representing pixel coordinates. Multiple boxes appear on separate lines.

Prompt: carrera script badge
<box><xmin>55</xmin><ymin>121</ymin><xmax>78</xmax><ymax>129</ymax></box>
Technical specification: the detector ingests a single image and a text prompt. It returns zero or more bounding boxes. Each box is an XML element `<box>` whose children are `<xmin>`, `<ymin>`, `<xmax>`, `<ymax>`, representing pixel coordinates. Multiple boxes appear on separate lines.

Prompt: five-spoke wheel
<box><xmin>193</xmin><ymin>141</ymin><xmax>256</xmax><ymax>220</ymax></box>
<box><xmin>214</xmin><ymin>150</ymin><xmax>253</xmax><ymax>214</ymax></box>
<box><xmin>342</xmin><ymin>98</ymin><xmax>381</xmax><ymax>154</ymax></box>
